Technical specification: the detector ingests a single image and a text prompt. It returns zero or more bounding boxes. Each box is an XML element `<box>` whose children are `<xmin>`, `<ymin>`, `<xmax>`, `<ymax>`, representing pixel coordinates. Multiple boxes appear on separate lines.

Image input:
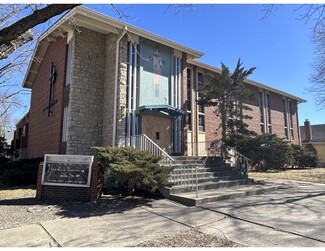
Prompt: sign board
<box><xmin>42</xmin><ymin>154</ymin><xmax>94</xmax><ymax>187</ymax></box>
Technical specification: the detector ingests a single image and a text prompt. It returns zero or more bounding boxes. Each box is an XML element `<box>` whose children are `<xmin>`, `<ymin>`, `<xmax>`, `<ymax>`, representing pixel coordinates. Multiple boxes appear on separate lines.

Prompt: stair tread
<box><xmin>172</xmin><ymin>178</ymin><xmax>252</xmax><ymax>186</ymax></box>
<box><xmin>171</xmin><ymin>184</ymin><xmax>279</xmax><ymax>200</ymax></box>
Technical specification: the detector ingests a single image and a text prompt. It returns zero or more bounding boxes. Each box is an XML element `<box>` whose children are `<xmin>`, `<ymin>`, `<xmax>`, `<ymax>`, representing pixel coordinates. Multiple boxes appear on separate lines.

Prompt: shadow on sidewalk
<box><xmin>0</xmin><ymin>192</ymin><xmax>162</xmax><ymax>219</ymax></box>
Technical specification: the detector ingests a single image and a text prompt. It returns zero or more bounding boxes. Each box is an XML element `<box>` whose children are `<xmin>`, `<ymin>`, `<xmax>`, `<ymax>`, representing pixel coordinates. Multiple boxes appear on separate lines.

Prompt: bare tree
<box><xmin>0</xmin><ymin>4</ymin><xmax>79</xmax><ymax>58</ymax></box>
<box><xmin>0</xmin><ymin>4</ymin><xmax>79</xmax><ymax>125</ymax></box>
<box><xmin>263</xmin><ymin>4</ymin><xmax>325</xmax><ymax>109</ymax></box>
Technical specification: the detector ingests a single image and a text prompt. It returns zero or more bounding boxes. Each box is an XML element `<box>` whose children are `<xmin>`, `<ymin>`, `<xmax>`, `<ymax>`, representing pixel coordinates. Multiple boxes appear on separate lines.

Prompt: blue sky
<box><xmin>84</xmin><ymin>4</ymin><xmax>325</xmax><ymax>126</ymax></box>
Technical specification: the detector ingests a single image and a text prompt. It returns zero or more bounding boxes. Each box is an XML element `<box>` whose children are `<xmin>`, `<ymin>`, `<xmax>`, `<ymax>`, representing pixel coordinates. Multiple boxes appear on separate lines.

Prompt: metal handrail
<box><xmin>186</xmin><ymin>140</ymin><xmax>250</xmax><ymax>175</ymax></box>
<box><xmin>118</xmin><ymin>134</ymin><xmax>174</xmax><ymax>166</ymax></box>
<box><xmin>221</xmin><ymin>145</ymin><xmax>250</xmax><ymax>176</ymax></box>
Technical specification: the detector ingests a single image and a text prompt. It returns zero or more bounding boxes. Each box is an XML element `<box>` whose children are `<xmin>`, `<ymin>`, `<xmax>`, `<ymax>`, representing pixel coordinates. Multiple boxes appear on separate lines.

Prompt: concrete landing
<box><xmin>166</xmin><ymin>181</ymin><xmax>281</xmax><ymax>206</ymax></box>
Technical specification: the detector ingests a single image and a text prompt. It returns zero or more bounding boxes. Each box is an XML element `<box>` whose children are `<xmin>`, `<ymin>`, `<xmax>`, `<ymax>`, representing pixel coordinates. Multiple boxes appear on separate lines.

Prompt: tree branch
<box><xmin>0</xmin><ymin>4</ymin><xmax>79</xmax><ymax>47</ymax></box>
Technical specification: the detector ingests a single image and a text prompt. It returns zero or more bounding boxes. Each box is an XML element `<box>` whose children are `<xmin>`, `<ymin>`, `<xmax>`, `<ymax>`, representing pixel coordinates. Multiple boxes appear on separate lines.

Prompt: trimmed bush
<box><xmin>289</xmin><ymin>144</ymin><xmax>319</xmax><ymax>168</ymax></box>
<box><xmin>93</xmin><ymin>147</ymin><xmax>172</xmax><ymax>194</ymax></box>
<box><xmin>0</xmin><ymin>157</ymin><xmax>42</xmax><ymax>187</ymax></box>
<box><xmin>227</xmin><ymin>134</ymin><xmax>318</xmax><ymax>171</ymax></box>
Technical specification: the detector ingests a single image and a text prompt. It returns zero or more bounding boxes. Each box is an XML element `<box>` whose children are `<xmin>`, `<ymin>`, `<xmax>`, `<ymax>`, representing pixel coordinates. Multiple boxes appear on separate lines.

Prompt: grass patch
<box><xmin>0</xmin><ymin>186</ymin><xmax>36</xmax><ymax>200</ymax></box>
<box><xmin>249</xmin><ymin>168</ymin><xmax>325</xmax><ymax>184</ymax></box>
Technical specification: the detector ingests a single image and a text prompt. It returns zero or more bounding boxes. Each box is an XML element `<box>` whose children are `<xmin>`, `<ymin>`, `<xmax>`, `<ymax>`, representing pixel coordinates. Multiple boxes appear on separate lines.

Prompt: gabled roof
<box><xmin>188</xmin><ymin>59</ymin><xmax>306</xmax><ymax>103</ymax></box>
<box><xmin>300</xmin><ymin>124</ymin><xmax>325</xmax><ymax>143</ymax></box>
<box><xmin>23</xmin><ymin>6</ymin><xmax>204</xmax><ymax>88</ymax></box>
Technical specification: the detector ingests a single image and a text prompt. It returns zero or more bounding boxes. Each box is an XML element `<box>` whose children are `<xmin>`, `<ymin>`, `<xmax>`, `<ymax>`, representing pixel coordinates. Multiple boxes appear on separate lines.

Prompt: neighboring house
<box><xmin>12</xmin><ymin>113</ymin><xmax>29</xmax><ymax>159</ymax></box>
<box><xmin>300</xmin><ymin>120</ymin><xmax>325</xmax><ymax>167</ymax></box>
<box><xmin>20</xmin><ymin>6</ymin><xmax>305</xmax><ymax>159</ymax></box>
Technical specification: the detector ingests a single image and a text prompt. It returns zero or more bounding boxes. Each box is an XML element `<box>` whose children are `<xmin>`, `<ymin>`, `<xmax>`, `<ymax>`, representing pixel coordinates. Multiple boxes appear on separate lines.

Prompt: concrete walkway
<box><xmin>0</xmin><ymin>179</ymin><xmax>325</xmax><ymax>247</ymax></box>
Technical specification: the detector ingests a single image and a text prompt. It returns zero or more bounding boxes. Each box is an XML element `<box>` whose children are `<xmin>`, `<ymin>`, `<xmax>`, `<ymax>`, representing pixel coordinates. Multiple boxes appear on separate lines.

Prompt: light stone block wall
<box><xmin>116</xmin><ymin>37</ymin><xmax>128</xmax><ymax>143</ymax></box>
<box><xmin>102</xmin><ymin>34</ymin><xmax>128</xmax><ymax>146</ymax></box>
<box><xmin>67</xmin><ymin>27</ymin><xmax>105</xmax><ymax>155</ymax></box>
<box><xmin>102</xmin><ymin>33</ymin><xmax>117</xmax><ymax>146</ymax></box>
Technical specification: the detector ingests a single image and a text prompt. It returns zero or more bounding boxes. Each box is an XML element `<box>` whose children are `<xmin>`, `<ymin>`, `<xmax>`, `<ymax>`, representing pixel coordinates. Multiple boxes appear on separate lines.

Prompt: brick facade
<box><xmin>12</xmin><ymin>113</ymin><xmax>29</xmax><ymax>159</ymax></box>
<box><xmin>27</xmin><ymin>36</ymin><xmax>67</xmax><ymax>158</ymax></box>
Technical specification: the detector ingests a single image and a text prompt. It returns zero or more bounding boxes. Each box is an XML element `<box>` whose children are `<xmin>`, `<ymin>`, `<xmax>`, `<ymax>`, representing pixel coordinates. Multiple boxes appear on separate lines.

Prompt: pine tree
<box><xmin>198</xmin><ymin>59</ymin><xmax>257</xmax><ymax>147</ymax></box>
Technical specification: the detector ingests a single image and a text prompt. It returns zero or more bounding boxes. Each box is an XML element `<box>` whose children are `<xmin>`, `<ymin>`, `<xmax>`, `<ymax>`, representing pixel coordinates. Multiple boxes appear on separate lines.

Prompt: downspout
<box><xmin>112</xmin><ymin>27</ymin><xmax>128</xmax><ymax>147</ymax></box>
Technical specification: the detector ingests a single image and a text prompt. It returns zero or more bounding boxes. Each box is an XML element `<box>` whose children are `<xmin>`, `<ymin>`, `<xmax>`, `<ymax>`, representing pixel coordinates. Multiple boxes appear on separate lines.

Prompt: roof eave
<box><xmin>188</xmin><ymin>59</ymin><xmax>306</xmax><ymax>103</ymax></box>
<box><xmin>22</xmin><ymin>6</ymin><xmax>204</xmax><ymax>89</ymax></box>
<box><xmin>74</xmin><ymin>6</ymin><xmax>204</xmax><ymax>58</ymax></box>
<box><xmin>22</xmin><ymin>7</ymin><xmax>80</xmax><ymax>89</ymax></box>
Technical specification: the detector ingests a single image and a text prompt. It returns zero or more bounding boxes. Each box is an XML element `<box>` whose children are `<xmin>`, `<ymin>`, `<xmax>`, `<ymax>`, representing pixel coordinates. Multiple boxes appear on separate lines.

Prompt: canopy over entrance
<box><xmin>137</xmin><ymin>105</ymin><xmax>186</xmax><ymax>118</ymax></box>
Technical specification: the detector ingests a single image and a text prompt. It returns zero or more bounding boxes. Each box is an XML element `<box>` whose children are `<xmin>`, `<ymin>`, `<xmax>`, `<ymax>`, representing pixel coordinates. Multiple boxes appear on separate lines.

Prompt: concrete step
<box><xmin>164</xmin><ymin>182</ymin><xmax>280</xmax><ymax>206</ymax></box>
<box><xmin>169</xmin><ymin>178</ymin><xmax>254</xmax><ymax>194</ymax></box>
<box><xmin>172</xmin><ymin>156</ymin><xmax>206</xmax><ymax>161</ymax></box>
<box><xmin>170</xmin><ymin>174</ymin><xmax>248</xmax><ymax>184</ymax></box>
<box><xmin>172</xmin><ymin>156</ymin><xmax>224</xmax><ymax>165</ymax></box>
<box><xmin>172</xmin><ymin>169</ymin><xmax>241</xmax><ymax>176</ymax></box>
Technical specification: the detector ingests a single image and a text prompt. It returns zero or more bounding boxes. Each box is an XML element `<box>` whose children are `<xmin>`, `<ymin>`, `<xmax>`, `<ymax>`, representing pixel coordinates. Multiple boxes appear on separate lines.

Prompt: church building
<box><xmin>18</xmin><ymin>6</ymin><xmax>305</xmax><ymax>159</ymax></box>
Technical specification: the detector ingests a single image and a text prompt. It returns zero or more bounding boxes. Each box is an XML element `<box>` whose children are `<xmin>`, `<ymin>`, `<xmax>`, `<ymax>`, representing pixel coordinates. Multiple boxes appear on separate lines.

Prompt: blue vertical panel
<box><xmin>139</xmin><ymin>38</ymin><xmax>172</xmax><ymax>106</ymax></box>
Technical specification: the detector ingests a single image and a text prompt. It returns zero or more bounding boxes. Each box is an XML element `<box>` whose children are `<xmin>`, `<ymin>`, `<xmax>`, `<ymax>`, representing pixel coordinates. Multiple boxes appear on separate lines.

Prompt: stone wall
<box><xmin>102</xmin><ymin>34</ymin><xmax>128</xmax><ymax>147</ymax></box>
<box><xmin>67</xmin><ymin>28</ymin><xmax>106</xmax><ymax>155</ymax></box>
<box><xmin>116</xmin><ymin>37</ymin><xmax>128</xmax><ymax>144</ymax></box>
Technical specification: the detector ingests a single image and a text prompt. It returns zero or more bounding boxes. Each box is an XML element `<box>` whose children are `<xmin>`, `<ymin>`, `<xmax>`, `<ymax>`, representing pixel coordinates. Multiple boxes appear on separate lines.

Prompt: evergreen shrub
<box><xmin>289</xmin><ymin>144</ymin><xmax>319</xmax><ymax>168</ymax></box>
<box><xmin>93</xmin><ymin>147</ymin><xmax>172</xmax><ymax>194</ymax></box>
<box><xmin>0</xmin><ymin>157</ymin><xmax>42</xmax><ymax>187</ymax></box>
<box><xmin>227</xmin><ymin>134</ymin><xmax>318</xmax><ymax>170</ymax></box>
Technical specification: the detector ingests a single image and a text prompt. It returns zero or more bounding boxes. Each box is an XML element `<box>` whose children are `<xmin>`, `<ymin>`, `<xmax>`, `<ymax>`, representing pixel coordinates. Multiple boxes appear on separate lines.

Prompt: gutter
<box><xmin>112</xmin><ymin>27</ymin><xmax>128</xmax><ymax>147</ymax></box>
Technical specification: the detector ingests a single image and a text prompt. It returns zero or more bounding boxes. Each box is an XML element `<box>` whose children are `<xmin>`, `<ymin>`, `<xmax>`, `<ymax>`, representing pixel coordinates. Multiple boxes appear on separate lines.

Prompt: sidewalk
<box><xmin>0</xmin><ymin>179</ymin><xmax>325</xmax><ymax>247</ymax></box>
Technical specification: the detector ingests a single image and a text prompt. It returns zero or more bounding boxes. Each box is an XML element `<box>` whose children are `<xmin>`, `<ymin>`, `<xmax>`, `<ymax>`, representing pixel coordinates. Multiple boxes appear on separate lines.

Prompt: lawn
<box><xmin>0</xmin><ymin>186</ymin><xmax>36</xmax><ymax>200</ymax></box>
<box><xmin>249</xmin><ymin>168</ymin><xmax>325</xmax><ymax>184</ymax></box>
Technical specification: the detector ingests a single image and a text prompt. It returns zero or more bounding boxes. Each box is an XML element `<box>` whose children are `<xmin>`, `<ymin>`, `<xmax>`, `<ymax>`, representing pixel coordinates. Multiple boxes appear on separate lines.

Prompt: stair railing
<box><xmin>221</xmin><ymin>145</ymin><xmax>250</xmax><ymax>176</ymax></box>
<box><xmin>188</xmin><ymin>140</ymin><xmax>250</xmax><ymax>175</ymax></box>
<box><xmin>118</xmin><ymin>134</ymin><xmax>174</xmax><ymax>166</ymax></box>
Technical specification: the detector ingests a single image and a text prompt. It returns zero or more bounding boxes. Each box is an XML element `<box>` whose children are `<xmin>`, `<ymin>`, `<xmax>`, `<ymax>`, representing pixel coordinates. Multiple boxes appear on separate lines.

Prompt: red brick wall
<box><xmin>189</xmin><ymin>67</ymin><xmax>301</xmax><ymax>145</ymax></box>
<box><xmin>205</xmin><ymin>106</ymin><xmax>222</xmax><ymax>142</ymax></box>
<box><xmin>27</xmin><ymin>36</ymin><xmax>67</xmax><ymax>158</ymax></box>
<box><xmin>243</xmin><ymin>85</ymin><xmax>300</xmax><ymax>144</ymax></box>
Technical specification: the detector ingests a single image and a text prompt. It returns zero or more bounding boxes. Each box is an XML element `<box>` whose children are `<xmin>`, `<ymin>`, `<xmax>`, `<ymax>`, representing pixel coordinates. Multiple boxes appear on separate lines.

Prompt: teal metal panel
<box><xmin>139</xmin><ymin>38</ymin><xmax>172</xmax><ymax>106</ymax></box>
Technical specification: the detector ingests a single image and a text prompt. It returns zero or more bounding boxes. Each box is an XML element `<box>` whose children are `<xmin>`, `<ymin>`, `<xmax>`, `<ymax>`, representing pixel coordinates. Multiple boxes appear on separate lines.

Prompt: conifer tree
<box><xmin>198</xmin><ymin>59</ymin><xmax>257</xmax><ymax>147</ymax></box>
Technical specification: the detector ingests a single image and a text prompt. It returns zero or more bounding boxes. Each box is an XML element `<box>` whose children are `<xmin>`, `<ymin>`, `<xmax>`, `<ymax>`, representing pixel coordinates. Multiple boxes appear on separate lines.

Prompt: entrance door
<box><xmin>141</xmin><ymin>115</ymin><xmax>171</xmax><ymax>154</ymax></box>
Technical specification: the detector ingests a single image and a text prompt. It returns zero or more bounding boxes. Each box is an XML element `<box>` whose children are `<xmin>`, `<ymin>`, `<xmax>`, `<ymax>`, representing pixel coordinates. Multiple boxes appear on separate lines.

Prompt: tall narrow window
<box><xmin>265</xmin><ymin>93</ymin><xmax>272</xmax><ymax>133</ymax></box>
<box><xmin>126</xmin><ymin>41</ymin><xmax>139</xmax><ymax>138</ymax></box>
<box><xmin>283</xmin><ymin>99</ymin><xmax>289</xmax><ymax>140</ymax></box>
<box><xmin>186</xmin><ymin>69</ymin><xmax>192</xmax><ymax>131</ymax></box>
<box><xmin>65</xmin><ymin>40</ymin><xmax>73</xmax><ymax>86</ymax></box>
<box><xmin>197</xmin><ymin>72</ymin><xmax>205</xmax><ymax>132</ymax></box>
<box><xmin>289</xmin><ymin>100</ymin><xmax>294</xmax><ymax>141</ymax></box>
<box><xmin>259</xmin><ymin>91</ymin><xmax>265</xmax><ymax>133</ymax></box>
<box><xmin>62</xmin><ymin>106</ymin><xmax>68</xmax><ymax>142</ymax></box>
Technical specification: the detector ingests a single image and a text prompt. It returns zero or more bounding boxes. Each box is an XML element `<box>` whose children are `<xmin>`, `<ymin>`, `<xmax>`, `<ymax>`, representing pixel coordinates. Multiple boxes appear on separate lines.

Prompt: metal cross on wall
<box><xmin>43</xmin><ymin>62</ymin><xmax>58</xmax><ymax>116</ymax></box>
